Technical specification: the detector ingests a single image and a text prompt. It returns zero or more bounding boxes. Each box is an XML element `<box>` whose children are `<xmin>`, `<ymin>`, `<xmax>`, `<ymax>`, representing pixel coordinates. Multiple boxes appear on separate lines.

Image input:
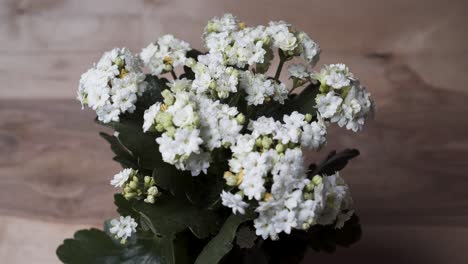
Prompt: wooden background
<box><xmin>1</xmin><ymin>0</ymin><xmax>467</xmax><ymax>263</ymax></box>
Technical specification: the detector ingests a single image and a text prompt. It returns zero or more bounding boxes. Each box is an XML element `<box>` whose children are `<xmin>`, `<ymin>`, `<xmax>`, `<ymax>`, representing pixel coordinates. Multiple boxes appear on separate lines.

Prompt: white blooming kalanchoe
<box><xmin>73</xmin><ymin>13</ymin><xmax>375</xmax><ymax>250</ymax></box>
<box><xmin>109</xmin><ymin>216</ymin><xmax>138</xmax><ymax>244</ymax></box>
<box><xmin>77</xmin><ymin>48</ymin><xmax>147</xmax><ymax>123</ymax></box>
<box><xmin>313</xmin><ymin>63</ymin><xmax>373</xmax><ymax>131</ymax></box>
<box><xmin>140</xmin><ymin>34</ymin><xmax>190</xmax><ymax>75</ymax></box>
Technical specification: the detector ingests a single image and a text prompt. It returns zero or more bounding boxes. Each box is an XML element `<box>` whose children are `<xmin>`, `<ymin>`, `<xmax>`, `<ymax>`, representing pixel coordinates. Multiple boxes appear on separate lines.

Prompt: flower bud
<box><xmin>303</xmin><ymin>192</ymin><xmax>313</xmax><ymax>200</ymax></box>
<box><xmin>262</xmin><ymin>137</ymin><xmax>273</xmax><ymax>149</ymax></box>
<box><xmin>305</xmin><ymin>113</ymin><xmax>313</xmax><ymax>123</ymax></box>
<box><xmin>144</xmin><ymin>195</ymin><xmax>155</xmax><ymax>204</ymax></box>
<box><xmin>185</xmin><ymin>58</ymin><xmax>196</xmax><ymax>68</ymax></box>
<box><xmin>224</xmin><ymin>171</ymin><xmax>237</xmax><ymax>186</ymax></box>
<box><xmin>275</xmin><ymin>143</ymin><xmax>285</xmax><ymax>153</ymax></box>
<box><xmin>312</xmin><ymin>175</ymin><xmax>322</xmax><ymax>186</ymax></box>
<box><xmin>147</xmin><ymin>186</ymin><xmax>159</xmax><ymax>196</ymax></box>
<box><xmin>236</xmin><ymin>113</ymin><xmax>246</xmax><ymax>125</ymax></box>
<box><xmin>161</xmin><ymin>90</ymin><xmax>175</xmax><ymax>106</ymax></box>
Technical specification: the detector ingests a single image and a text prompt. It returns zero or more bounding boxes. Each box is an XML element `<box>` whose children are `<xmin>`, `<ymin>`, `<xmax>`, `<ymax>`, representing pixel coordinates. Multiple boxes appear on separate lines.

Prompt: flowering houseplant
<box><xmin>57</xmin><ymin>13</ymin><xmax>372</xmax><ymax>264</ymax></box>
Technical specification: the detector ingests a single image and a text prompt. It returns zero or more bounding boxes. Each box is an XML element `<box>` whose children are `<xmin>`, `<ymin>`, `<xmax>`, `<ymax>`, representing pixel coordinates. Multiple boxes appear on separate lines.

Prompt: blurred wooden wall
<box><xmin>0</xmin><ymin>0</ymin><xmax>467</xmax><ymax>263</ymax></box>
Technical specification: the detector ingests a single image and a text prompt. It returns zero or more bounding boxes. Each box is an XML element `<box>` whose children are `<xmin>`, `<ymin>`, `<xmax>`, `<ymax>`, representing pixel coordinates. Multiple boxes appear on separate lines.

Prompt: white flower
<box><xmin>268</xmin><ymin>21</ymin><xmax>297</xmax><ymax>51</ymax></box>
<box><xmin>109</xmin><ymin>216</ymin><xmax>138</xmax><ymax>244</ymax></box>
<box><xmin>272</xmin><ymin>209</ymin><xmax>297</xmax><ymax>234</ymax></box>
<box><xmin>313</xmin><ymin>63</ymin><xmax>353</xmax><ymax>90</ymax></box>
<box><xmin>78</xmin><ymin>48</ymin><xmax>147</xmax><ymax>123</ymax></box>
<box><xmin>173</xmin><ymin>128</ymin><xmax>203</xmax><ymax>156</ymax></box>
<box><xmin>288</xmin><ymin>64</ymin><xmax>309</xmax><ymax>79</ymax></box>
<box><xmin>172</xmin><ymin>104</ymin><xmax>197</xmax><ymax>127</ymax></box>
<box><xmin>110</xmin><ymin>168</ymin><xmax>133</xmax><ymax>188</ymax></box>
<box><xmin>140</xmin><ymin>34</ymin><xmax>190</xmax><ymax>75</ymax></box>
<box><xmin>301</xmin><ymin>118</ymin><xmax>327</xmax><ymax>150</ymax></box>
<box><xmin>221</xmin><ymin>191</ymin><xmax>248</xmax><ymax>214</ymax></box>
<box><xmin>315</xmin><ymin>92</ymin><xmax>343</xmax><ymax>118</ymax></box>
<box><xmin>143</xmin><ymin>102</ymin><xmax>161</xmax><ymax>132</ymax></box>
<box><xmin>296</xmin><ymin>32</ymin><xmax>320</xmax><ymax>66</ymax></box>
<box><xmin>185</xmin><ymin>152</ymin><xmax>211</xmax><ymax>176</ymax></box>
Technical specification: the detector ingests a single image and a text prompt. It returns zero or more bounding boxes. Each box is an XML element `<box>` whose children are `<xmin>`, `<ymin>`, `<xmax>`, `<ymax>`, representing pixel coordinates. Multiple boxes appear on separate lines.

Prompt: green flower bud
<box><xmin>262</xmin><ymin>137</ymin><xmax>273</xmax><ymax>149</ymax></box>
<box><xmin>155</xmin><ymin>124</ymin><xmax>165</xmax><ymax>132</ymax></box>
<box><xmin>236</xmin><ymin>113</ymin><xmax>246</xmax><ymax>125</ymax></box>
<box><xmin>161</xmin><ymin>90</ymin><xmax>175</xmax><ymax>106</ymax></box>
<box><xmin>209</xmin><ymin>80</ymin><xmax>217</xmax><ymax>89</ymax></box>
<box><xmin>275</xmin><ymin>143</ymin><xmax>285</xmax><ymax>153</ymax></box>
<box><xmin>303</xmin><ymin>192</ymin><xmax>313</xmax><ymax>200</ymax></box>
<box><xmin>165</xmin><ymin>126</ymin><xmax>176</xmax><ymax>137</ymax></box>
<box><xmin>129</xmin><ymin>181</ymin><xmax>138</xmax><ymax>190</ymax></box>
<box><xmin>302</xmin><ymin>223</ymin><xmax>311</xmax><ymax>230</ymax></box>
<box><xmin>114</xmin><ymin>57</ymin><xmax>125</xmax><ymax>68</ymax></box>
<box><xmin>124</xmin><ymin>192</ymin><xmax>137</xmax><ymax>200</ymax></box>
<box><xmin>305</xmin><ymin>181</ymin><xmax>315</xmax><ymax>192</ymax></box>
<box><xmin>312</xmin><ymin>175</ymin><xmax>322</xmax><ymax>186</ymax></box>
<box><xmin>305</xmin><ymin>113</ymin><xmax>313</xmax><ymax>123</ymax></box>
<box><xmin>255</xmin><ymin>137</ymin><xmax>263</xmax><ymax>148</ymax></box>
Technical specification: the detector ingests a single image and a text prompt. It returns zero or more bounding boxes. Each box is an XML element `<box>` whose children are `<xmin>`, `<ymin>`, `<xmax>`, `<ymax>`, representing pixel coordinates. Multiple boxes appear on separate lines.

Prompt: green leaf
<box><xmin>195</xmin><ymin>212</ymin><xmax>255</xmax><ymax>264</ymax></box>
<box><xmin>309</xmin><ymin>149</ymin><xmax>360</xmax><ymax>176</ymax></box>
<box><xmin>235</xmin><ymin>225</ymin><xmax>257</xmax><ymax>249</ymax></box>
<box><xmin>99</xmin><ymin>132</ymin><xmax>138</xmax><ymax>169</ymax></box>
<box><xmin>98</xmin><ymin>117</ymin><xmax>164</xmax><ymax>170</ymax></box>
<box><xmin>56</xmin><ymin>228</ymin><xmax>121</xmax><ymax>264</ymax></box>
<box><xmin>152</xmin><ymin>165</ymin><xmax>192</xmax><ymax>198</ymax></box>
<box><xmin>134</xmin><ymin>196</ymin><xmax>222</xmax><ymax>239</ymax></box>
<box><xmin>135</xmin><ymin>75</ymin><xmax>166</xmax><ymax>111</ymax></box>
<box><xmin>114</xmin><ymin>193</ymin><xmax>138</xmax><ymax>219</ymax></box>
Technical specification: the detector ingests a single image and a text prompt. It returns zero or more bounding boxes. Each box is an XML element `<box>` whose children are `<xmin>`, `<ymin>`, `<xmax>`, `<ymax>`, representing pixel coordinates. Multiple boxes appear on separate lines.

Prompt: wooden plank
<box><xmin>0</xmin><ymin>100</ymin><xmax>119</xmax><ymax>223</ymax></box>
<box><xmin>0</xmin><ymin>14</ymin><xmax>142</xmax><ymax>53</ymax></box>
<box><xmin>0</xmin><ymin>53</ymin><xmax>103</xmax><ymax>99</ymax></box>
<box><xmin>1</xmin><ymin>216</ymin><xmax>467</xmax><ymax>263</ymax></box>
<box><xmin>1</xmin><ymin>59</ymin><xmax>468</xmax><ymax>224</ymax></box>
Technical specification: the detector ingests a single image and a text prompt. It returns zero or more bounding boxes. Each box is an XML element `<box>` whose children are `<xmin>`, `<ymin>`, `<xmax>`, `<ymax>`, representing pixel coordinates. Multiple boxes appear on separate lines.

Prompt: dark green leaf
<box><xmin>309</xmin><ymin>149</ymin><xmax>360</xmax><ymax>176</ymax></box>
<box><xmin>152</xmin><ymin>165</ymin><xmax>192</xmax><ymax>198</ymax></box>
<box><xmin>134</xmin><ymin>196</ymin><xmax>222</xmax><ymax>239</ymax></box>
<box><xmin>98</xmin><ymin>117</ymin><xmax>164</xmax><ymax>170</ymax></box>
<box><xmin>135</xmin><ymin>75</ymin><xmax>166</xmax><ymax>110</ymax></box>
<box><xmin>114</xmin><ymin>194</ymin><xmax>138</xmax><ymax>219</ymax></box>
<box><xmin>195</xmin><ymin>212</ymin><xmax>255</xmax><ymax>264</ymax></box>
<box><xmin>235</xmin><ymin>225</ymin><xmax>257</xmax><ymax>249</ymax></box>
<box><xmin>56</xmin><ymin>228</ymin><xmax>121</xmax><ymax>264</ymax></box>
<box><xmin>99</xmin><ymin>132</ymin><xmax>138</xmax><ymax>169</ymax></box>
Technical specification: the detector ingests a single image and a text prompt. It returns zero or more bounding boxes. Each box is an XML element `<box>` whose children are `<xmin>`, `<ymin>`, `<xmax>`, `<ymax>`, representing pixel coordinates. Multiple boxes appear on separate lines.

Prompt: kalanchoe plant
<box><xmin>57</xmin><ymin>13</ymin><xmax>372</xmax><ymax>264</ymax></box>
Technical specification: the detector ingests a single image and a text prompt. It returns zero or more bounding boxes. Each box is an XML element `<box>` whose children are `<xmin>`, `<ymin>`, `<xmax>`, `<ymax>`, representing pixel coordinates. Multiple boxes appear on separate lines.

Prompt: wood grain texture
<box><xmin>0</xmin><ymin>0</ymin><xmax>467</xmax><ymax>263</ymax></box>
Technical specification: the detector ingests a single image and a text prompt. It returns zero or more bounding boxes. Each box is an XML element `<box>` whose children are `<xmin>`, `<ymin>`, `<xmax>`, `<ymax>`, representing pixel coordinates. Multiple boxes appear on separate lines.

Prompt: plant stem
<box><xmin>170</xmin><ymin>70</ymin><xmax>177</xmax><ymax>80</ymax></box>
<box><xmin>274</xmin><ymin>58</ymin><xmax>285</xmax><ymax>81</ymax></box>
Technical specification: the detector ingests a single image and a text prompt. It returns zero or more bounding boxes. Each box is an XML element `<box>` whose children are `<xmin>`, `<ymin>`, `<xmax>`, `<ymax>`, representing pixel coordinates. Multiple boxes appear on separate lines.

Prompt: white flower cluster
<box><xmin>221</xmin><ymin>112</ymin><xmax>342</xmax><ymax>239</ymax></box>
<box><xmin>240</xmin><ymin>71</ymin><xmax>288</xmax><ymax>105</ymax></box>
<box><xmin>197</xmin><ymin>14</ymin><xmax>320</xmax><ymax>101</ymax></box>
<box><xmin>143</xmin><ymin>79</ymin><xmax>244</xmax><ymax>176</ymax></box>
<box><xmin>110</xmin><ymin>168</ymin><xmax>159</xmax><ymax>203</ymax></box>
<box><xmin>77</xmin><ymin>48</ymin><xmax>147</xmax><ymax>123</ymax></box>
<box><xmin>140</xmin><ymin>34</ymin><xmax>191</xmax><ymax>75</ymax></box>
<box><xmin>313</xmin><ymin>64</ymin><xmax>373</xmax><ymax>132</ymax></box>
<box><xmin>78</xmin><ymin>13</ymin><xmax>374</xmax><ymax>242</ymax></box>
<box><xmin>109</xmin><ymin>216</ymin><xmax>138</xmax><ymax>244</ymax></box>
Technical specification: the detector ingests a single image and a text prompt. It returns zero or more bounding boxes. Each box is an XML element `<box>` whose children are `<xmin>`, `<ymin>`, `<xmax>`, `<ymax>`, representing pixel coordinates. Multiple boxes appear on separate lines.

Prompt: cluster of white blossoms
<box><xmin>313</xmin><ymin>64</ymin><xmax>373</xmax><ymax>132</ymax></box>
<box><xmin>79</xmin><ymin>13</ymin><xmax>374</xmax><ymax>243</ymax></box>
<box><xmin>110</xmin><ymin>168</ymin><xmax>159</xmax><ymax>203</ymax></box>
<box><xmin>143</xmin><ymin>78</ymin><xmax>244</xmax><ymax>176</ymax></box>
<box><xmin>220</xmin><ymin>112</ymin><xmax>348</xmax><ymax>239</ymax></box>
<box><xmin>140</xmin><ymin>34</ymin><xmax>191</xmax><ymax>76</ymax></box>
<box><xmin>77</xmin><ymin>48</ymin><xmax>147</xmax><ymax>123</ymax></box>
<box><xmin>109</xmin><ymin>216</ymin><xmax>138</xmax><ymax>244</ymax></box>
